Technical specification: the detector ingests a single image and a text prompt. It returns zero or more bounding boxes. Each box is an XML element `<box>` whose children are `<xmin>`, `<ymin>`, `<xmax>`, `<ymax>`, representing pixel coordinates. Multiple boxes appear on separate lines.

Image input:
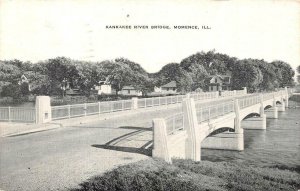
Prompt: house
<box><xmin>94</xmin><ymin>80</ymin><xmax>112</xmax><ymax>95</ymax></box>
<box><xmin>160</xmin><ymin>81</ymin><xmax>177</xmax><ymax>94</ymax></box>
<box><xmin>205</xmin><ymin>74</ymin><xmax>231</xmax><ymax>92</ymax></box>
<box><xmin>119</xmin><ymin>86</ymin><xmax>142</xmax><ymax>96</ymax></box>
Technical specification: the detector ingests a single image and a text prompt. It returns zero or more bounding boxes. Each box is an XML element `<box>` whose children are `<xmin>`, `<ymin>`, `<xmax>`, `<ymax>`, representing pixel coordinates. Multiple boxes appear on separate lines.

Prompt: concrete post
<box><xmin>152</xmin><ymin>118</ymin><xmax>172</xmax><ymax>163</ymax></box>
<box><xmin>182</xmin><ymin>98</ymin><xmax>201</xmax><ymax>161</ymax></box>
<box><xmin>186</xmin><ymin>93</ymin><xmax>190</xmax><ymax>99</ymax></box>
<box><xmin>243</xmin><ymin>87</ymin><xmax>247</xmax><ymax>94</ymax></box>
<box><xmin>259</xmin><ymin>94</ymin><xmax>264</xmax><ymax>116</ymax></box>
<box><xmin>132</xmin><ymin>97</ymin><xmax>138</xmax><ymax>109</ymax></box>
<box><xmin>35</xmin><ymin>96</ymin><xmax>51</xmax><ymax>124</ymax></box>
<box><xmin>265</xmin><ymin>96</ymin><xmax>278</xmax><ymax>119</ymax></box>
<box><xmin>277</xmin><ymin>97</ymin><xmax>286</xmax><ymax>112</ymax></box>
<box><xmin>272</xmin><ymin>96</ymin><xmax>278</xmax><ymax>118</ymax></box>
<box><xmin>215</xmin><ymin>91</ymin><xmax>219</xmax><ymax>98</ymax></box>
<box><xmin>233</xmin><ymin>99</ymin><xmax>244</xmax><ymax>150</ymax></box>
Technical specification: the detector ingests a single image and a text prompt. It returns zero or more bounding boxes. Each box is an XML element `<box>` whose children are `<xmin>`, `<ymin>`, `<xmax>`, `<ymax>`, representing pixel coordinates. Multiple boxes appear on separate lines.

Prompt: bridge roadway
<box><xmin>0</xmin><ymin>95</ymin><xmax>249</xmax><ymax>191</ymax></box>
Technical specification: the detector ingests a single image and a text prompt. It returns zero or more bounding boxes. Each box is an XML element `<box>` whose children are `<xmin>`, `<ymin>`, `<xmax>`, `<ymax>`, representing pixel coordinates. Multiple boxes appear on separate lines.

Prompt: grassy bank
<box><xmin>70</xmin><ymin>159</ymin><xmax>300</xmax><ymax>191</ymax></box>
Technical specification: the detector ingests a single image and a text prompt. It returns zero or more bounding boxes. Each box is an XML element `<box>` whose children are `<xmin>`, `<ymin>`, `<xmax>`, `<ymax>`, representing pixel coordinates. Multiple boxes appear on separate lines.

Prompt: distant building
<box><xmin>18</xmin><ymin>74</ymin><xmax>31</xmax><ymax>91</ymax></box>
<box><xmin>93</xmin><ymin>78</ymin><xmax>113</xmax><ymax>95</ymax></box>
<box><xmin>205</xmin><ymin>75</ymin><xmax>231</xmax><ymax>92</ymax></box>
<box><xmin>94</xmin><ymin>84</ymin><xmax>112</xmax><ymax>95</ymax></box>
<box><xmin>119</xmin><ymin>86</ymin><xmax>142</xmax><ymax>96</ymax></box>
<box><xmin>160</xmin><ymin>81</ymin><xmax>177</xmax><ymax>94</ymax></box>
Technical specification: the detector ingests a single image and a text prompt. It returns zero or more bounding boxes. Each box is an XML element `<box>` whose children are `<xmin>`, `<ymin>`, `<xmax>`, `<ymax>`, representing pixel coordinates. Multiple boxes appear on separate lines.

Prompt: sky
<box><xmin>0</xmin><ymin>0</ymin><xmax>299</xmax><ymax>73</ymax></box>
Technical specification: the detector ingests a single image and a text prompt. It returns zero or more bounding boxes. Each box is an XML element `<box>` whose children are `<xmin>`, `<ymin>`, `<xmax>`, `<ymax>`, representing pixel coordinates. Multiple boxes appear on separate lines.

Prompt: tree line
<box><xmin>0</xmin><ymin>50</ymin><xmax>295</xmax><ymax>99</ymax></box>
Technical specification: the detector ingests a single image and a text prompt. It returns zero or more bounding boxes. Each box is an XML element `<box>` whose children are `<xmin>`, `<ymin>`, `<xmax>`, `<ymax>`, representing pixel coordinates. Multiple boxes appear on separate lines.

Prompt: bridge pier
<box><xmin>241</xmin><ymin>114</ymin><xmax>267</xmax><ymax>130</ymax></box>
<box><xmin>201</xmin><ymin>131</ymin><xmax>244</xmax><ymax>151</ymax></box>
<box><xmin>285</xmin><ymin>87</ymin><xmax>289</xmax><ymax>107</ymax></box>
<box><xmin>277</xmin><ymin>100</ymin><xmax>286</xmax><ymax>112</ymax></box>
<box><xmin>265</xmin><ymin>97</ymin><xmax>279</xmax><ymax>119</ymax></box>
<box><xmin>265</xmin><ymin>108</ymin><xmax>278</xmax><ymax>119</ymax></box>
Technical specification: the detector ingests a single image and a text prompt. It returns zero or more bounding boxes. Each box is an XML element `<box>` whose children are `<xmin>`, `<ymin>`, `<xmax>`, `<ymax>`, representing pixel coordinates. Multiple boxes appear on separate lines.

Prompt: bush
<box><xmin>69</xmin><ymin>159</ymin><xmax>300</xmax><ymax>191</ymax></box>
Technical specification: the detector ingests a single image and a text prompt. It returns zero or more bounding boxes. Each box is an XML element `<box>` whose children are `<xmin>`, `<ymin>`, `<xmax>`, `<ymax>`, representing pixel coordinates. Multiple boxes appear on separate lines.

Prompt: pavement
<box><xmin>0</xmin><ymin>103</ymin><xmax>183</xmax><ymax>191</ymax></box>
<box><xmin>0</xmin><ymin>95</ymin><xmax>245</xmax><ymax>191</ymax></box>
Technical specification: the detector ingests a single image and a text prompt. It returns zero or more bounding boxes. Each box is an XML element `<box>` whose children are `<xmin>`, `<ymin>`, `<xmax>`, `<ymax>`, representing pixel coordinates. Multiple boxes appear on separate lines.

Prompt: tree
<box><xmin>271</xmin><ymin>61</ymin><xmax>295</xmax><ymax>87</ymax></box>
<box><xmin>1</xmin><ymin>83</ymin><xmax>21</xmax><ymax>99</ymax></box>
<box><xmin>188</xmin><ymin>64</ymin><xmax>209</xmax><ymax>90</ymax></box>
<box><xmin>45</xmin><ymin>57</ymin><xmax>80</xmax><ymax>96</ymax></box>
<box><xmin>154</xmin><ymin>63</ymin><xmax>193</xmax><ymax>92</ymax></box>
<box><xmin>231</xmin><ymin>59</ymin><xmax>263</xmax><ymax>92</ymax></box>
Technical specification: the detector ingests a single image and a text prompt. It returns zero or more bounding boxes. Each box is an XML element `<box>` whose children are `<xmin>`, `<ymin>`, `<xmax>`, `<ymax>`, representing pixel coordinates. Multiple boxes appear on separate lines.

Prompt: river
<box><xmin>202</xmin><ymin>105</ymin><xmax>300</xmax><ymax>170</ymax></box>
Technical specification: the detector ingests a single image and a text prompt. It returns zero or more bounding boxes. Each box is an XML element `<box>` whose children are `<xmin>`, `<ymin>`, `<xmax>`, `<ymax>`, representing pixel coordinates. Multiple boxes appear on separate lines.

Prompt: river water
<box><xmin>202</xmin><ymin>106</ymin><xmax>300</xmax><ymax>170</ymax></box>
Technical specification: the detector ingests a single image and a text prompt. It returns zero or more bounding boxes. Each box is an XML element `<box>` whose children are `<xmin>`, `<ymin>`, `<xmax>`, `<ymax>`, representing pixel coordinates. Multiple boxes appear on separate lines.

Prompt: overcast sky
<box><xmin>0</xmin><ymin>0</ymin><xmax>299</xmax><ymax>73</ymax></box>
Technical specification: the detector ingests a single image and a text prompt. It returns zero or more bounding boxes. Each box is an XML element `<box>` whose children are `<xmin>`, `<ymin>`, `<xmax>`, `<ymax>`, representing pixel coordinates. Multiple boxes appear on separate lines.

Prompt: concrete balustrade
<box><xmin>152</xmin><ymin>89</ymin><xmax>292</xmax><ymax>163</ymax></box>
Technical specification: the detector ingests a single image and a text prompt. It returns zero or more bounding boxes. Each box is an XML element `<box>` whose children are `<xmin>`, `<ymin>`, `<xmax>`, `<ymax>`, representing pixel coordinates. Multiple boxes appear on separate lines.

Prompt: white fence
<box><xmin>0</xmin><ymin>107</ymin><xmax>36</xmax><ymax>123</ymax></box>
<box><xmin>51</xmin><ymin>100</ymin><xmax>133</xmax><ymax>120</ymax></box>
<box><xmin>0</xmin><ymin>90</ymin><xmax>248</xmax><ymax>123</ymax></box>
<box><xmin>159</xmin><ymin>90</ymin><xmax>287</xmax><ymax>135</ymax></box>
<box><xmin>196</xmin><ymin>101</ymin><xmax>234</xmax><ymax>123</ymax></box>
<box><xmin>165</xmin><ymin>112</ymin><xmax>184</xmax><ymax>135</ymax></box>
<box><xmin>51</xmin><ymin>92</ymin><xmax>220</xmax><ymax>120</ymax></box>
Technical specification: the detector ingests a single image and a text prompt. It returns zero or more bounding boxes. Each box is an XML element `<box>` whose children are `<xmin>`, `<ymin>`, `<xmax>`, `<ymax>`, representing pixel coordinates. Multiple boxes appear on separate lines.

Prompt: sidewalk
<box><xmin>0</xmin><ymin>103</ymin><xmax>181</xmax><ymax>137</ymax></box>
<box><xmin>0</xmin><ymin>94</ymin><xmax>246</xmax><ymax>138</ymax></box>
<box><xmin>0</xmin><ymin>122</ymin><xmax>61</xmax><ymax>137</ymax></box>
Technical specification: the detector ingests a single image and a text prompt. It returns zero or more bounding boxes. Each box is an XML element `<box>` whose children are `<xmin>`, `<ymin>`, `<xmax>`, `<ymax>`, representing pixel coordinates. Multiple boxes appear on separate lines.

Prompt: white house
<box><xmin>205</xmin><ymin>75</ymin><xmax>231</xmax><ymax>92</ymax></box>
<box><xmin>160</xmin><ymin>81</ymin><xmax>177</xmax><ymax>94</ymax></box>
<box><xmin>94</xmin><ymin>78</ymin><xmax>112</xmax><ymax>95</ymax></box>
<box><xmin>94</xmin><ymin>84</ymin><xmax>112</xmax><ymax>95</ymax></box>
<box><xmin>119</xmin><ymin>86</ymin><xmax>142</xmax><ymax>96</ymax></box>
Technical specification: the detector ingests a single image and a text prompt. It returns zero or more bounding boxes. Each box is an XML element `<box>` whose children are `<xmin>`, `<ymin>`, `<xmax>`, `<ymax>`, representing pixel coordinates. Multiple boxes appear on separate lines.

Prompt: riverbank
<box><xmin>70</xmin><ymin>159</ymin><xmax>299</xmax><ymax>191</ymax></box>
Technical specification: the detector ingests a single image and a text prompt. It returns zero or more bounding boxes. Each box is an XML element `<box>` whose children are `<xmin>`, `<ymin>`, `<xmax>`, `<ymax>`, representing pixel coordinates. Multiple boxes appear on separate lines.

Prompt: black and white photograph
<box><xmin>0</xmin><ymin>0</ymin><xmax>299</xmax><ymax>190</ymax></box>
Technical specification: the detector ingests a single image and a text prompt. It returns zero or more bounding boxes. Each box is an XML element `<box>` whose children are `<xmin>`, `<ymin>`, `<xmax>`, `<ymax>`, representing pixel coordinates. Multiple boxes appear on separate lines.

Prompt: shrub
<box><xmin>69</xmin><ymin>159</ymin><xmax>300</xmax><ymax>191</ymax></box>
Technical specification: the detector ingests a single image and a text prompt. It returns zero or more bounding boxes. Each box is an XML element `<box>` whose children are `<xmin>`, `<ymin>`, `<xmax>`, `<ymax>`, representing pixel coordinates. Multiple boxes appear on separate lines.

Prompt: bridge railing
<box><xmin>51</xmin><ymin>100</ymin><xmax>133</xmax><ymax>120</ymax></box>
<box><xmin>220</xmin><ymin>91</ymin><xmax>235</xmax><ymax>97</ymax></box>
<box><xmin>0</xmin><ymin>107</ymin><xmax>36</xmax><ymax>123</ymax></box>
<box><xmin>238</xmin><ymin>95</ymin><xmax>260</xmax><ymax>109</ymax></box>
<box><xmin>262</xmin><ymin>90</ymin><xmax>286</xmax><ymax>101</ymax></box>
<box><xmin>236</xmin><ymin>90</ymin><xmax>246</xmax><ymax>96</ymax></box>
<box><xmin>190</xmin><ymin>92</ymin><xmax>218</xmax><ymax>101</ymax></box>
<box><xmin>165</xmin><ymin>112</ymin><xmax>184</xmax><ymax>135</ymax></box>
<box><xmin>195</xmin><ymin>101</ymin><xmax>234</xmax><ymax>123</ymax></box>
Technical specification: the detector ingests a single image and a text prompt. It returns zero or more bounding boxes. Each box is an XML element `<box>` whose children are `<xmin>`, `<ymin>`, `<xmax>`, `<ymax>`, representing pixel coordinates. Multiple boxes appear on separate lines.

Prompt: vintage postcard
<box><xmin>0</xmin><ymin>0</ymin><xmax>299</xmax><ymax>191</ymax></box>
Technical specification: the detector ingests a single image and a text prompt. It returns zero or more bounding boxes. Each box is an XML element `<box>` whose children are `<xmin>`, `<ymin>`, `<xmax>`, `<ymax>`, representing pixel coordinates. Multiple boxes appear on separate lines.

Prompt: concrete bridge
<box><xmin>152</xmin><ymin>88</ymin><xmax>292</xmax><ymax>163</ymax></box>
